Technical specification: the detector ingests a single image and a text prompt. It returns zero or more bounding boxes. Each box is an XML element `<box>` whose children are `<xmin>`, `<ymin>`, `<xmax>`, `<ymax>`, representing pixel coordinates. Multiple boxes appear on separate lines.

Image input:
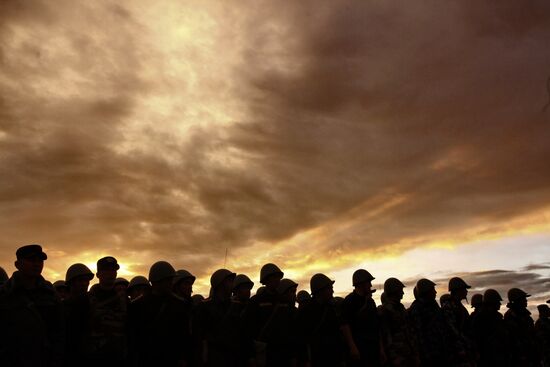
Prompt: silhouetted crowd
<box><xmin>1</xmin><ymin>244</ymin><xmax>549</xmax><ymax>367</ymax></box>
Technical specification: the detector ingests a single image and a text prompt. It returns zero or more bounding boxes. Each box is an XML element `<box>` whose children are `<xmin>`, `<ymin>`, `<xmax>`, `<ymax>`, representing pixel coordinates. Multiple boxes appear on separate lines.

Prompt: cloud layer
<box><xmin>1</xmin><ymin>1</ymin><xmax>549</xmax><ymax>292</ymax></box>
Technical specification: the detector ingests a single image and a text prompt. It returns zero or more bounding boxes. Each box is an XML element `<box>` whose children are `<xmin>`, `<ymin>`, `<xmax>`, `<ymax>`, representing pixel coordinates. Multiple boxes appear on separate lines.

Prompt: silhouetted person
<box><xmin>442</xmin><ymin>277</ymin><xmax>475</xmax><ymax>365</ymax></box>
<box><xmin>127</xmin><ymin>276</ymin><xmax>151</xmax><ymax>302</ymax></box>
<box><xmin>297</xmin><ymin>273</ymin><xmax>345</xmax><ymax>367</ymax></box>
<box><xmin>196</xmin><ymin>268</ymin><xmax>237</xmax><ymax>366</ymax></box>
<box><xmin>504</xmin><ymin>288</ymin><xmax>540</xmax><ymax>366</ymax></box>
<box><xmin>341</xmin><ymin>269</ymin><xmax>381</xmax><ymax>367</ymax></box>
<box><xmin>53</xmin><ymin>280</ymin><xmax>69</xmax><ymax>301</ymax></box>
<box><xmin>128</xmin><ymin>261</ymin><xmax>191</xmax><ymax>367</ymax></box>
<box><xmin>63</xmin><ymin>263</ymin><xmax>94</xmax><ymax>366</ymax></box>
<box><xmin>192</xmin><ymin>294</ymin><xmax>205</xmax><ymax>306</ymax></box>
<box><xmin>439</xmin><ymin>293</ymin><xmax>451</xmax><ymax>308</ymax></box>
<box><xmin>0</xmin><ymin>244</ymin><xmax>64</xmax><ymax>367</ymax></box>
<box><xmin>471</xmin><ymin>289</ymin><xmax>511</xmax><ymax>366</ymax></box>
<box><xmin>408</xmin><ymin>278</ymin><xmax>468</xmax><ymax>366</ymax></box>
<box><xmin>378</xmin><ymin>278</ymin><xmax>420</xmax><ymax>367</ymax></box>
<box><xmin>535</xmin><ymin>304</ymin><xmax>550</xmax><ymax>367</ymax></box>
<box><xmin>242</xmin><ymin>263</ymin><xmax>285</xmax><ymax>366</ymax></box>
<box><xmin>225</xmin><ymin>274</ymin><xmax>254</xmax><ymax>366</ymax></box>
<box><xmin>296</xmin><ymin>289</ymin><xmax>311</xmax><ymax>310</ymax></box>
<box><xmin>86</xmin><ymin>256</ymin><xmax>128</xmax><ymax>367</ymax></box>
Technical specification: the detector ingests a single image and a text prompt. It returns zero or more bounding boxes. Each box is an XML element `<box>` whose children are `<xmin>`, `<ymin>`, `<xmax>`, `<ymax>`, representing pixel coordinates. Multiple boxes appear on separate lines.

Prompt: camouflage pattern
<box><xmin>85</xmin><ymin>284</ymin><xmax>128</xmax><ymax>365</ymax></box>
<box><xmin>378</xmin><ymin>299</ymin><xmax>420</xmax><ymax>367</ymax></box>
<box><xmin>0</xmin><ymin>271</ymin><xmax>65</xmax><ymax>367</ymax></box>
<box><xmin>535</xmin><ymin>315</ymin><xmax>550</xmax><ymax>367</ymax></box>
<box><xmin>408</xmin><ymin>298</ymin><xmax>469</xmax><ymax>366</ymax></box>
<box><xmin>504</xmin><ymin>305</ymin><xmax>541</xmax><ymax>367</ymax></box>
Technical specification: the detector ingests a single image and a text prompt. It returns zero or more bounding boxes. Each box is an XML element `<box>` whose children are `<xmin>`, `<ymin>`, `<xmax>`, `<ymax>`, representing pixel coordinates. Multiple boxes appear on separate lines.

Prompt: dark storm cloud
<box><xmin>0</xmin><ymin>0</ymin><xmax>549</xmax><ymax>283</ymax></box>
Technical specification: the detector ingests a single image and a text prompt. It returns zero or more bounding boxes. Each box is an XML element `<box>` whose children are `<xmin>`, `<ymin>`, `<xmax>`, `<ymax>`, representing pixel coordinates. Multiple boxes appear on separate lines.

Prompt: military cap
<box><xmin>210</xmin><ymin>268</ymin><xmax>236</xmax><ymax>289</ymax></box>
<box><xmin>352</xmin><ymin>269</ymin><xmax>375</xmax><ymax>286</ymax></box>
<box><xmin>66</xmin><ymin>263</ymin><xmax>94</xmax><ymax>283</ymax></box>
<box><xmin>233</xmin><ymin>274</ymin><xmax>254</xmax><ymax>290</ymax></box>
<box><xmin>416</xmin><ymin>278</ymin><xmax>436</xmax><ymax>295</ymax></box>
<box><xmin>149</xmin><ymin>261</ymin><xmax>176</xmax><ymax>282</ymax></box>
<box><xmin>483</xmin><ymin>289</ymin><xmax>502</xmax><ymax>304</ymax></box>
<box><xmin>310</xmin><ymin>273</ymin><xmax>334</xmax><ymax>294</ymax></box>
<box><xmin>114</xmin><ymin>277</ymin><xmax>129</xmax><ymax>286</ymax></box>
<box><xmin>260</xmin><ymin>263</ymin><xmax>284</xmax><ymax>284</ymax></box>
<box><xmin>277</xmin><ymin>278</ymin><xmax>298</xmax><ymax>295</ymax></box>
<box><xmin>384</xmin><ymin>277</ymin><xmax>406</xmax><ymax>294</ymax></box>
<box><xmin>53</xmin><ymin>280</ymin><xmax>68</xmax><ymax>289</ymax></box>
<box><xmin>507</xmin><ymin>288</ymin><xmax>530</xmax><ymax>303</ymax></box>
<box><xmin>16</xmin><ymin>244</ymin><xmax>47</xmax><ymax>260</ymax></box>
<box><xmin>296</xmin><ymin>290</ymin><xmax>311</xmax><ymax>303</ymax></box>
<box><xmin>97</xmin><ymin>256</ymin><xmax>119</xmax><ymax>271</ymax></box>
<box><xmin>448</xmin><ymin>277</ymin><xmax>471</xmax><ymax>292</ymax></box>
<box><xmin>128</xmin><ymin>275</ymin><xmax>150</xmax><ymax>289</ymax></box>
<box><xmin>173</xmin><ymin>269</ymin><xmax>196</xmax><ymax>285</ymax></box>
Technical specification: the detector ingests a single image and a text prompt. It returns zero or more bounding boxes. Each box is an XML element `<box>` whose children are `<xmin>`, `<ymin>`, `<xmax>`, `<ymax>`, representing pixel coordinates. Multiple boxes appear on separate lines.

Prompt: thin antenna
<box><xmin>224</xmin><ymin>248</ymin><xmax>228</xmax><ymax>268</ymax></box>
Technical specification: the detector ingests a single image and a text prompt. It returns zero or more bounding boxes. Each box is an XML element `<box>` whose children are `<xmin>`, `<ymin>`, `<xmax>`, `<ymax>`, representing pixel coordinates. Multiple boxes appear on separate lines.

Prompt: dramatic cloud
<box><xmin>0</xmin><ymin>1</ymin><xmax>549</xmax><ymax>295</ymax></box>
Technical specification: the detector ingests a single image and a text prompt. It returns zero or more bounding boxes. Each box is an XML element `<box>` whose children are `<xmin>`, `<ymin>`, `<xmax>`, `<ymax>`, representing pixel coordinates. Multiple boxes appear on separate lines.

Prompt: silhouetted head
<box><xmin>149</xmin><ymin>261</ymin><xmax>176</xmax><ymax>296</ymax></box>
<box><xmin>507</xmin><ymin>288</ymin><xmax>530</xmax><ymax>309</ymax></box>
<box><xmin>15</xmin><ymin>244</ymin><xmax>47</xmax><ymax>280</ymax></box>
<box><xmin>192</xmin><ymin>294</ymin><xmax>205</xmax><ymax>306</ymax></box>
<box><xmin>296</xmin><ymin>290</ymin><xmax>311</xmax><ymax>307</ymax></box>
<box><xmin>483</xmin><ymin>289</ymin><xmax>502</xmax><ymax>311</ymax></box>
<box><xmin>260</xmin><ymin>263</ymin><xmax>284</xmax><ymax>291</ymax></box>
<box><xmin>416</xmin><ymin>278</ymin><xmax>437</xmax><ymax>301</ymax></box>
<box><xmin>310</xmin><ymin>273</ymin><xmax>334</xmax><ymax>303</ymax></box>
<box><xmin>232</xmin><ymin>274</ymin><xmax>254</xmax><ymax>302</ymax></box>
<box><xmin>440</xmin><ymin>293</ymin><xmax>451</xmax><ymax>307</ymax></box>
<box><xmin>537</xmin><ymin>304</ymin><xmax>550</xmax><ymax>318</ymax></box>
<box><xmin>96</xmin><ymin>256</ymin><xmax>119</xmax><ymax>289</ymax></box>
<box><xmin>210</xmin><ymin>269</ymin><xmax>236</xmax><ymax>300</ymax></box>
<box><xmin>127</xmin><ymin>275</ymin><xmax>150</xmax><ymax>300</ymax></box>
<box><xmin>173</xmin><ymin>269</ymin><xmax>196</xmax><ymax>299</ymax></box>
<box><xmin>66</xmin><ymin>263</ymin><xmax>94</xmax><ymax>296</ymax></box>
<box><xmin>448</xmin><ymin>277</ymin><xmax>471</xmax><ymax>300</ymax></box>
<box><xmin>278</xmin><ymin>278</ymin><xmax>298</xmax><ymax>305</ymax></box>
<box><xmin>384</xmin><ymin>278</ymin><xmax>405</xmax><ymax>302</ymax></box>
<box><xmin>0</xmin><ymin>266</ymin><xmax>8</xmax><ymax>284</ymax></box>
<box><xmin>471</xmin><ymin>293</ymin><xmax>483</xmax><ymax>309</ymax></box>
<box><xmin>353</xmin><ymin>269</ymin><xmax>375</xmax><ymax>297</ymax></box>
<box><xmin>53</xmin><ymin>280</ymin><xmax>69</xmax><ymax>300</ymax></box>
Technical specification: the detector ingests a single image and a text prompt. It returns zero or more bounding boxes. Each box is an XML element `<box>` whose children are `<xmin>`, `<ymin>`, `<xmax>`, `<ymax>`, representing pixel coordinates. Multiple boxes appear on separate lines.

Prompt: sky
<box><xmin>1</xmin><ymin>1</ymin><xmax>549</xmax><ymax>309</ymax></box>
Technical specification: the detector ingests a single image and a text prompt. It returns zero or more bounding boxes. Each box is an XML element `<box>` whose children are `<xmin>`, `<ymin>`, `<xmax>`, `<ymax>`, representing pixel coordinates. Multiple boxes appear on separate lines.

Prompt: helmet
<box><xmin>384</xmin><ymin>278</ymin><xmax>405</xmax><ymax>294</ymax></box>
<box><xmin>128</xmin><ymin>275</ymin><xmax>150</xmax><ymax>289</ymax></box>
<box><xmin>0</xmin><ymin>266</ymin><xmax>9</xmax><ymax>283</ymax></box>
<box><xmin>416</xmin><ymin>278</ymin><xmax>436</xmax><ymax>295</ymax></box>
<box><xmin>65</xmin><ymin>263</ymin><xmax>94</xmax><ymax>283</ymax></box>
<box><xmin>256</xmin><ymin>286</ymin><xmax>266</xmax><ymax>296</ymax></box>
<box><xmin>508</xmin><ymin>288</ymin><xmax>530</xmax><ymax>303</ymax></box>
<box><xmin>471</xmin><ymin>293</ymin><xmax>483</xmax><ymax>308</ymax></box>
<box><xmin>233</xmin><ymin>274</ymin><xmax>254</xmax><ymax>290</ymax></box>
<box><xmin>352</xmin><ymin>269</ymin><xmax>375</xmax><ymax>286</ymax></box>
<box><xmin>310</xmin><ymin>273</ymin><xmax>334</xmax><ymax>294</ymax></box>
<box><xmin>484</xmin><ymin>289</ymin><xmax>502</xmax><ymax>304</ymax></box>
<box><xmin>260</xmin><ymin>263</ymin><xmax>284</xmax><ymax>284</ymax></box>
<box><xmin>114</xmin><ymin>278</ymin><xmax>129</xmax><ymax>286</ymax></box>
<box><xmin>277</xmin><ymin>278</ymin><xmax>298</xmax><ymax>295</ymax></box>
<box><xmin>210</xmin><ymin>269</ymin><xmax>236</xmax><ymax>289</ymax></box>
<box><xmin>53</xmin><ymin>280</ymin><xmax>67</xmax><ymax>289</ymax></box>
<box><xmin>296</xmin><ymin>290</ymin><xmax>311</xmax><ymax>303</ymax></box>
<box><xmin>149</xmin><ymin>261</ymin><xmax>176</xmax><ymax>282</ymax></box>
<box><xmin>537</xmin><ymin>304</ymin><xmax>550</xmax><ymax>314</ymax></box>
<box><xmin>448</xmin><ymin>277</ymin><xmax>471</xmax><ymax>292</ymax></box>
<box><xmin>173</xmin><ymin>269</ymin><xmax>196</xmax><ymax>285</ymax></box>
